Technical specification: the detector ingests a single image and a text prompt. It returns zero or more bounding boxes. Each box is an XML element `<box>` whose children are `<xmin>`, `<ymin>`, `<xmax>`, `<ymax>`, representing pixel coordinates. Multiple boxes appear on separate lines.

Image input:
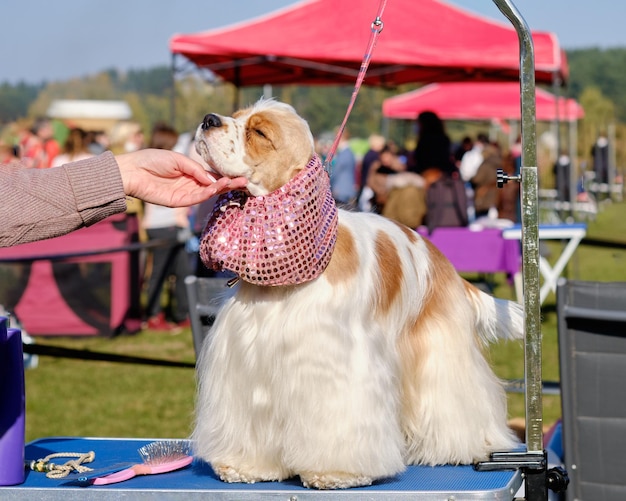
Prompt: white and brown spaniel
<box><xmin>192</xmin><ymin>98</ymin><xmax>523</xmax><ymax>490</ymax></box>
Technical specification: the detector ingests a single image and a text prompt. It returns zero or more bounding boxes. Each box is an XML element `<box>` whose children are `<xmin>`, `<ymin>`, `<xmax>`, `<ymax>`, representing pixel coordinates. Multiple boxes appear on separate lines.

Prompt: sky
<box><xmin>0</xmin><ymin>0</ymin><xmax>621</xmax><ymax>85</ymax></box>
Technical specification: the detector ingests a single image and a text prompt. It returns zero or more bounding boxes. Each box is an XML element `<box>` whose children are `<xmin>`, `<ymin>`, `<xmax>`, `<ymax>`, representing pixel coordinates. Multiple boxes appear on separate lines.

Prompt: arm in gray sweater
<box><xmin>1</xmin><ymin>149</ymin><xmax>247</xmax><ymax>248</ymax></box>
<box><xmin>1</xmin><ymin>152</ymin><xmax>127</xmax><ymax>247</ymax></box>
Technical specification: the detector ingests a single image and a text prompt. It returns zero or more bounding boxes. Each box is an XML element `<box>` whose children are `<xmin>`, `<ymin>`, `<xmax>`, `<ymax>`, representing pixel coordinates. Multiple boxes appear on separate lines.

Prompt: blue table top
<box><xmin>1</xmin><ymin>437</ymin><xmax>523</xmax><ymax>500</ymax></box>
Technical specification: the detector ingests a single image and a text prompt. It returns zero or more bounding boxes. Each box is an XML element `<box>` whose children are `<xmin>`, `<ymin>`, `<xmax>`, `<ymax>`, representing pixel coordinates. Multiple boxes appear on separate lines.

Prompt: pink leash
<box><xmin>324</xmin><ymin>0</ymin><xmax>388</xmax><ymax>172</ymax></box>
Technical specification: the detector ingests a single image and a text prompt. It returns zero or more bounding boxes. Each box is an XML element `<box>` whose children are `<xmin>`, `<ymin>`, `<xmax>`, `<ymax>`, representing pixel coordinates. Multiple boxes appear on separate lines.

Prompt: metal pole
<box><xmin>170</xmin><ymin>53</ymin><xmax>177</xmax><ymax>125</ymax></box>
<box><xmin>233</xmin><ymin>65</ymin><xmax>241</xmax><ymax>113</ymax></box>
<box><xmin>552</xmin><ymin>73</ymin><xmax>562</xmax><ymax>196</ymax></box>
<box><xmin>491</xmin><ymin>0</ymin><xmax>543</xmax><ymax>456</ymax></box>
<box><xmin>569</xmin><ymin>107</ymin><xmax>579</xmax><ymax>213</ymax></box>
<box><xmin>608</xmin><ymin>122</ymin><xmax>617</xmax><ymax>197</ymax></box>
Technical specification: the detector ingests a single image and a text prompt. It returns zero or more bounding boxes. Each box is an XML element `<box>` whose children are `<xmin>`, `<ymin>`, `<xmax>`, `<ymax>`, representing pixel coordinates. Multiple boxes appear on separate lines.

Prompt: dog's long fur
<box><xmin>192</xmin><ymin>99</ymin><xmax>523</xmax><ymax>489</ymax></box>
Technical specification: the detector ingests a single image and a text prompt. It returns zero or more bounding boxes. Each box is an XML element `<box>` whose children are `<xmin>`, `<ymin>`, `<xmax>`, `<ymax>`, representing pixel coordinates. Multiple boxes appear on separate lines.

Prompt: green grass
<box><xmin>25</xmin><ymin>331</ymin><xmax>197</xmax><ymax>441</ymax></box>
<box><xmin>488</xmin><ymin>199</ymin><xmax>626</xmax><ymax>429</ymax></box>
<box><xmin>23</xmin><ymin>200</ymin><xmax>626</xmax><ymax>442</ymax></box>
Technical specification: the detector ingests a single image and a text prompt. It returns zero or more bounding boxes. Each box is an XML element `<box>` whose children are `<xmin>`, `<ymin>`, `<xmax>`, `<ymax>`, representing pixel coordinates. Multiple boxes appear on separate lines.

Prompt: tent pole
<box><xmin>608</xmin><ymin>121</ymin><xmax>617</xmax><ymax>195</ymax></box>
<box><xmin>553</xmin><ymin>72</ymin><xmax>567</xmax><ymax>219</ymax></box>
<box><xmin>492</xmin><ymin>0</ymin><xmax>543</xmax><ymax>456</ymax></box>
<box><xmin>569</xmin><ymin>104</ymin><xmax>579</xmax><ymax>212</ymax></box>
<box><xmin>170</xmin><ymin>53</ymin><xmax>177</xmax><ymax>125</ymax></box>
<box><xmin>233</xmin><ymin>64</ymin><xmax>241</xmax><ymax>113</ymax></box>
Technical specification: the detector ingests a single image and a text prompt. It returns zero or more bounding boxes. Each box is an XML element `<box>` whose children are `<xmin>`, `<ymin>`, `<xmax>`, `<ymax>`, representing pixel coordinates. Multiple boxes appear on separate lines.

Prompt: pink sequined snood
<box><xmin>199</xmin><ymin>155</ymin><xmax>338</xmax><ymax>286</ymax></box>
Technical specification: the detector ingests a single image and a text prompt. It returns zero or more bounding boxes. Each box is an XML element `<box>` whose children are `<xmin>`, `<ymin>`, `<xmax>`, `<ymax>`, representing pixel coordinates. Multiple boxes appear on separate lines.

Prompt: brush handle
<box><xmin>77</xmin><ymin>462</ymin><xmax>134</xmax><ymax>483</ymax></box>
<box><xmin>92</xmin><ymin>465</ymin><xmax>141</xmax><ymax>485</ymax></box>
<box><xmin>92</xmin><ymin>455</ymin><xmax>192</xmax><ymax>485</ymax></box>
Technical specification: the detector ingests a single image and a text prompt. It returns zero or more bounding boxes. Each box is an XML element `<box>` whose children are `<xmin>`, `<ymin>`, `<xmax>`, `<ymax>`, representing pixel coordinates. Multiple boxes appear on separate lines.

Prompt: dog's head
<box><xmin>195</xmin><ymin>99</ymin><xmax>315</xmax><ymax>196</ymax></box>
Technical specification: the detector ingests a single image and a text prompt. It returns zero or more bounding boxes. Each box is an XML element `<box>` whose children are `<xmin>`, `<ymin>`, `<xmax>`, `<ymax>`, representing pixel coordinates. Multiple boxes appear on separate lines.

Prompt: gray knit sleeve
<box><xmin>0</xmin><ymin>152</ymin><xmax>127</xmax><ymax>247</ymax></box>
<box><xmin>64</xmin><ymin>151</ymin><xmax>127</xmax><ymax>226</ymax></box>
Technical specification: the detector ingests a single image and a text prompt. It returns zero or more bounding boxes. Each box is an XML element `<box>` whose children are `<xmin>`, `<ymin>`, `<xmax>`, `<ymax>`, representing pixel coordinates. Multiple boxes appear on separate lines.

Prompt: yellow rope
<box><xmin>26</xmin><ymin>451</ymin><xmax>96</xmax><ymax>479</ymax></box>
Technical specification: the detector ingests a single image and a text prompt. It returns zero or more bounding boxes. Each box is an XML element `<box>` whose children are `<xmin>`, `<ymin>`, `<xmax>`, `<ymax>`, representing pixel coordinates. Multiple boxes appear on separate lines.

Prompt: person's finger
<box><xmin>170</xmin><ymin>154</ymin><xmax>218</xmax><ymax>185</ymax></box>
<box><xmin>209</xmin><ymin>176</ymin><xmax>247</xmax><ymax>195</ymax></box>
<box><xmin>166</xmin><ymin>152</ymin><xmax>228</xmax><ymax>187</ymax></box>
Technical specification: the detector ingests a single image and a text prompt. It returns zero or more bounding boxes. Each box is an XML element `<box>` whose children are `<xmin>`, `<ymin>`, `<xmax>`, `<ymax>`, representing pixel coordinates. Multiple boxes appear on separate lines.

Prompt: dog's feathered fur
<box><xmin>193</xmin><ymin>99</ymin><xmax>523</xmax><ymax>489</ymax></box>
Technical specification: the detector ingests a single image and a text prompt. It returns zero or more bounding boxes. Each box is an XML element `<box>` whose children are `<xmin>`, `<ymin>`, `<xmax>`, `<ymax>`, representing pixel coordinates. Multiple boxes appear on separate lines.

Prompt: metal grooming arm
<box><xmin>494</xmin><ymin>0</ymin><xmax>543</xmax><ymax>458</ymax></box>
<box><xmin>476</xmin><ymin>1</ymin><xmax>568</xmax><ymax>499</ymax></box>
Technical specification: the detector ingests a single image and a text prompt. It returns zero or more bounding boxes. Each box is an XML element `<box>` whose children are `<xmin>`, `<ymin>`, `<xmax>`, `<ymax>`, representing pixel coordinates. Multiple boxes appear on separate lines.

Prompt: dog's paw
<box><xmin>215</xmin><ymin>464</ymin><xmax>288</xmax><ymax>484</ymax></box>
<box><xmin>300</xmin><ymin>471</ymin><xmax>373</xmax><ymax>489</ymax></box>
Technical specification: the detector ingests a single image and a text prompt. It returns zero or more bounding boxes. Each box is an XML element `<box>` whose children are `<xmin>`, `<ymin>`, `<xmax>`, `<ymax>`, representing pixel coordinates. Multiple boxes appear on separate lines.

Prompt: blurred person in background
<box><xmin>51</xmin><ymin>127</ymin><xmax>94</xmax><ymax>167</ymax></box>
<box><xmin>591</xmin><ymin>131</ymin><xmax>610</xmax><ymax>184</ymax></box>
<box><xmin>19</xmin><ymin>118</ymin><xmax>60</xmax><ymax>168</ymax></box>
<box><xmin>109</xmin><ymin>121</ymin><xmax>144</xmax><ymax>154</ymax></box>
<box><xmin>411</xmin><ymin>111</ymin><xmax>456</xmax><ymax>180</ymax></box>
<box><xmin>366</xmin><ymin>143</ymin><xmax>426</xmax><ymax>227</ymax></box>
<box><xmin>497</xmin><ymin>151</ymin><xmax>520</xmax><ymax>223</ymax></box>
<box><xmin>454</xmin><ymin>136</ymin><xmax>473</xmax><ymax>170</ymax></box>
<box><xmin>0</xmin><ymin>143</ymin><xmax>19</xmax><ymax>164</ymax></box>
<box><xmin>357</xmin><ymin>133</ymin><xmax>385</xmax><ymax>211</ymax></box>
<box><xmin>142</xmin><ymin>123</ymin><xmax>193</xmax><ymax>333</ymax></box>
<box><xmin>470</xmin><ymin>141</ymin><xmax>503</xmax><ymax>219</ymax></box>
<box><xmin>109</xmin><ymin>121</ymin><xmax>146</xmax><ymax>216</ymax></box>
<box><xmin>459</xmin><ymin>133</ymin><xmax>489</xmax><ymax>183</ymax></box>
<box><xmin>329</xmin><ymin>127</ymin><xmax>357</xmax><ymax>208</ymax></box>
<box><xmin>87</xmin><ymin>130</ymin><xmax>110</xmax><ymax>155</ymax></box>
<box><xmin>553</xmin><ymin>149</ymin><xmax>571</xmax><ymax>203</ymax></box>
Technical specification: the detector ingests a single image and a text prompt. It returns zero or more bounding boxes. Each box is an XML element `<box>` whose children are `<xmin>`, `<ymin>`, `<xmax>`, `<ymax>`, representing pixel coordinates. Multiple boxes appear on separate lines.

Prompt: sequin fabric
<box><xmin>200</xmin><ymin>155</ymin><xmax>338</xmax><ymax>286</ymax></box>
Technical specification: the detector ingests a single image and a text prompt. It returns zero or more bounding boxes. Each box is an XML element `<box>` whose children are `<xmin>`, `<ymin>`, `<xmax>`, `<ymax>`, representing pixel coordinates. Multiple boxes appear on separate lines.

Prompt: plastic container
<box><xmin>0</xmin><ymin>317</ymin><xmax>25</xmax><ymax>485</ymax></box>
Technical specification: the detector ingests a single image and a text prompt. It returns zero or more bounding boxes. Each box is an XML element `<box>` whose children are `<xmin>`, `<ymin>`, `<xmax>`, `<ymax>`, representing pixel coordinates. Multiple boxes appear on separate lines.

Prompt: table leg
<box><xmin>538</xmin><ymin>236</ymin><xmax>584</xmax><ymax>304</ymax></box>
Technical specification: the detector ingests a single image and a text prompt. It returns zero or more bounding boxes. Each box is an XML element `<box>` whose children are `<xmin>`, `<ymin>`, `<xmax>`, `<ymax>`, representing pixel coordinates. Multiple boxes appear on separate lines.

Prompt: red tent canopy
<box><xmin>382</xmin><ymin>82</ymin><xmax>584</xmax><ymax>121</ymax></box>
<box><xmin>170</xmin><ymin>0</ymin><xmax>567</xmax><ymax>87</ymax></box>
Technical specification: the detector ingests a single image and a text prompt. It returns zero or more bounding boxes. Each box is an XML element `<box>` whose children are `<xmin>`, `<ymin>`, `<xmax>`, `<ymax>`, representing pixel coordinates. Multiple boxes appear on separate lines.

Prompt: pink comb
<box><xmin>92</xmin><ymin>440</ymin><xmax>192</xmax><ymax>486</ymax></box>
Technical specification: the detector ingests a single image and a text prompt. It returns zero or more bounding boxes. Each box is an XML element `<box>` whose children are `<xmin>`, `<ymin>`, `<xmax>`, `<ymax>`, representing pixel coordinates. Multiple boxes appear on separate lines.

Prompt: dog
<box><xmin>192</xmin><ymin>98</ymin><xmax>523</xmax><ymax>490</ymax></box>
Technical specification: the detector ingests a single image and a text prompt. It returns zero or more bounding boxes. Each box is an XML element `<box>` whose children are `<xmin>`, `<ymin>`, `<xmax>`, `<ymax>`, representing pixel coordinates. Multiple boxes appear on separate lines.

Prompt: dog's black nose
<box><xmin>202</xmin><ymin>113</ymin><xmax>222</xmax><ymax>130</ymax></box>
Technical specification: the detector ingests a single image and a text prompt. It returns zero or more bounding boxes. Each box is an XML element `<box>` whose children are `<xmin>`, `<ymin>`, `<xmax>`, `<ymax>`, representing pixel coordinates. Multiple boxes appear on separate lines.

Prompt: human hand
<box><xmin>116</xmin><ymin>149</ymin><xmax>247</xmax><ymax>207</ymax></box>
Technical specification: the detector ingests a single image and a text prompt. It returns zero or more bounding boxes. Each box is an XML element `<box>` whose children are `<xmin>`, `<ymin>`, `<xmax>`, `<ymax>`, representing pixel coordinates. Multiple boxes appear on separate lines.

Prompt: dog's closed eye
<box><xmin>246</xmin><ymin>125</ymin><xmax>275</xmax><ymax>152</ymax></box>
<box><xmin>246</xmin><ymin>125</ymin><xmax>271</xmax><ymax>143</ymax></box>
<box><xmin>246</xmin><ymin>113</ymin><xmax>276</xmax><ymax>146</ymax></box>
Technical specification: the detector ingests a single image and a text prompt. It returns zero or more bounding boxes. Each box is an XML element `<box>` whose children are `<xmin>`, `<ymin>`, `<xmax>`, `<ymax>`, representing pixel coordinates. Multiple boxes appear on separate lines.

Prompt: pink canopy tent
<box><xmin>169</xmin><ymin>0</ymin><xmax>567</xmax><ymax>87</ymax></box>
<box><xmin>382</xmin><ymin>82</ymin><xmax>584</xmax><ymax>122</ymax></box>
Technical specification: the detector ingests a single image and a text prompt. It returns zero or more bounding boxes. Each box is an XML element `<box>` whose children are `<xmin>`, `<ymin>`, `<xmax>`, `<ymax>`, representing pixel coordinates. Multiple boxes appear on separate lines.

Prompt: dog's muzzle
<box><xmin>202</xmin><ymin>113</ymin><xmax>222</xmax><ymax>130</ymax></box>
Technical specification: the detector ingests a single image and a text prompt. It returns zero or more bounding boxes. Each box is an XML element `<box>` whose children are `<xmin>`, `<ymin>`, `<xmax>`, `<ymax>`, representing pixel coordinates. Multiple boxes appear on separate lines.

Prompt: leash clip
<box><xmin>371</xmin><ymin>16</ymin><xmax>384</xmax><ymax>34</ymax></box>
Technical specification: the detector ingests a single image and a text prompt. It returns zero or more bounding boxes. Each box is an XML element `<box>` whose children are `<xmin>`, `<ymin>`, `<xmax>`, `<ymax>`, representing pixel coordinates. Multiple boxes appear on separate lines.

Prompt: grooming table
<box><xmin>1</xmin><ymin>437</ymin><xmax>522</xmax><ymax>500</ymax></box>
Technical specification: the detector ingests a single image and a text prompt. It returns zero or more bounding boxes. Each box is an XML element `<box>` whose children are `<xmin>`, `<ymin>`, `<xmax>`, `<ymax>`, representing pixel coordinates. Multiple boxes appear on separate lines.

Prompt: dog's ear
<box><xmin>277</xmin><ymin>110</ymin><xmax>315</xmax><ymax>166</ymax></box>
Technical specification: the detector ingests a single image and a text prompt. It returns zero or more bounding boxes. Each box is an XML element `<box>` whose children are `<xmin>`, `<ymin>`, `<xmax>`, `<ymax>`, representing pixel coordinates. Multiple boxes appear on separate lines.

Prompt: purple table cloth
<box><xmin>417</xmin><ymin>227</ymin><xmax>520</xmax><ymax>277</ymax></box>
